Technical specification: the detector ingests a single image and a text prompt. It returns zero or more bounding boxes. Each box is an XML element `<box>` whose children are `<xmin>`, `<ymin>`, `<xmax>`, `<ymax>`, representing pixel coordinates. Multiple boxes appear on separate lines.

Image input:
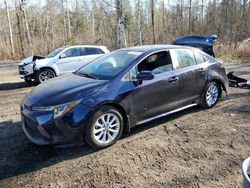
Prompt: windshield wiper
<box><xmin>76</xmin><ymin>71</ymin><xmax>97</xmax><ymax>79</ymax></box>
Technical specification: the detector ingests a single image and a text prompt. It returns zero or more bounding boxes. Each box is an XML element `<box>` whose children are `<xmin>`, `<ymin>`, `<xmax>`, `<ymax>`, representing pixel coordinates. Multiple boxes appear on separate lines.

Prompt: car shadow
<box><xmin>128</xmin><ymin>106</ymin><xmax>203</xmax><ymax>137</ymax></box>
<box><xmin>0</xmin><ymin>106</ymin><xmax>204</xmax><ymax>181</ymax></box>
<box><xmin>0</xmin><ymin>82</ymin><xmax>36</xmax><ymax>91</ymax></box>
<box><xmin>0</xmin><ymin>120</ymin><xmax>97</xmax><ymax>180</ymax></box>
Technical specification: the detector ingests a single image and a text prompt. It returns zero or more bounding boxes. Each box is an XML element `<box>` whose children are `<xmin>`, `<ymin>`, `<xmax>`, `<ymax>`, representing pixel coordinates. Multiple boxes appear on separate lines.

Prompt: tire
<box><xmin>35</xmin><ymin>68</ymin><xmax>56</xmax><ymax>84</ymax></box>
<box><xmin>200</xmin><ymin>81</ymin><xmax>221</xmax><ymax>108</ymax></box>
<box><xmin>84</xmin><ymin>106</ymin><xmax>124</xmax><ymax>149</ymax></box>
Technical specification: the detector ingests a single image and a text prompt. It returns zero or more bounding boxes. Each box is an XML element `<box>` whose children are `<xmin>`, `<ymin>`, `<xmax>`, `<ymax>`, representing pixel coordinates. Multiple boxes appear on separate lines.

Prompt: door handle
<box><xmin>168</xmin><ymin>76</ymin><xmax>179</xmax><ymax>83</ymax></box>
<box><xmin>198</xmin><ymin>68</ymin><xmax>206</xmax><ymax>73</ymax></box>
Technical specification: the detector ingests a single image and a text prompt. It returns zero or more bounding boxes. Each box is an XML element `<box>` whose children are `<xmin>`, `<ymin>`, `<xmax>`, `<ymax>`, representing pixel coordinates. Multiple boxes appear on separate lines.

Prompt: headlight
<box><xmin>32</xmin><ymin>100</ymin><xmax>81</xmax><ymax>119</ymax></box>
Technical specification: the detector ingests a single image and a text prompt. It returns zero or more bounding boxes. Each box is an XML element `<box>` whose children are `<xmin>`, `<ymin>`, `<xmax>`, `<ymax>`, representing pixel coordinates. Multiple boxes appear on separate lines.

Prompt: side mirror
<box><xmin>137</xmin><ymin>71</ymin><xmax>154</xmax><ymax>81</ymax></box>
<box><xmin>59</xmin><ymin>53</ymin><xmax>67</xmax><ymax>59</ymax></box>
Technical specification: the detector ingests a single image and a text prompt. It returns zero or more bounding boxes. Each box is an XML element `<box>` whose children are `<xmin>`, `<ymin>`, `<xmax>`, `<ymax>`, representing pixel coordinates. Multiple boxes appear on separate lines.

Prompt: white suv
<box><xmin>18</xmin><ymin>45</ymin><xmax>109</xmax><ymax>83</ymax></box>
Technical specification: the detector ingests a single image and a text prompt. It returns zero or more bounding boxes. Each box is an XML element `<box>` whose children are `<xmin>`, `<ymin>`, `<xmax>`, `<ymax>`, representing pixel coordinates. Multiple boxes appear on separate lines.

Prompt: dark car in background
<box><xmin>173</xmin><ymin>35</ymin><xmax>218</xmax><ymax>57</ymax></box>
<box><xmin>21</xmin><ymin>45</ymin><xmax>228</xmax><ymax>148</ymax></box>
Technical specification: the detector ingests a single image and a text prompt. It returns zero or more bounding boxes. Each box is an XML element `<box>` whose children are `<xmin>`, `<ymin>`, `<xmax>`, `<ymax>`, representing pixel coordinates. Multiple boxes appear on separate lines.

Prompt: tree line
<box><xmin>0</xmin><ymin>0</ymin><xmax>249</xmax><ymax>59</ymax></box>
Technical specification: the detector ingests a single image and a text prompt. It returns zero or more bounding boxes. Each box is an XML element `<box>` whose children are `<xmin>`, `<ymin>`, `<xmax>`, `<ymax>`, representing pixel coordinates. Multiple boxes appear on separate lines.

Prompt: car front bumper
<box><xmin>21</xmin><ymin>102</ymin><xmax>92</xmax><ymax>145</ymax></box>
<box><xmin>18</xmin><ymin>64</ymin><xmax>35</xmax><ymax>80</ymax></box>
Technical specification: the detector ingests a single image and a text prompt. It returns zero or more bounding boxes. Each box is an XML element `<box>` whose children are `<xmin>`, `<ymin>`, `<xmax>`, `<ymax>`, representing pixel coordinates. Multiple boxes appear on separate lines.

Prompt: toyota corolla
<box><xmin>21</xmin><ymin>45</ymin><xmax>228</xmax><ymax>148</ymax></box>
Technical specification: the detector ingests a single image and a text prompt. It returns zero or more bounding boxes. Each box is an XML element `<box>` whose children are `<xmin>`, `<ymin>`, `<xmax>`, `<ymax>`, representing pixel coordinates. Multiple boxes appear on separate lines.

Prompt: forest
<box><xmin>0</xmin><ymin>0</ymin><xmax>250</xmax><ymax>60</ymax></box>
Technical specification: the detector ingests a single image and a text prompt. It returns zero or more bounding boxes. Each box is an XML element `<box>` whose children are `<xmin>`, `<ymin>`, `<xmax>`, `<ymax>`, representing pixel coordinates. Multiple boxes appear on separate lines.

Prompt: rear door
<box><xmin>131</xmin><ymin>51</ymin><xmax>181</xmax><ymax>123</ymax></box>
<box><xmin>172</xmin><ymin>49</ymin><xmax>207</xmax><ymax>106</ymax></box>
<box><xmin>76</xmin><ymin>47</ymin><xmax>105</xmax><ymax>68</ymax></box>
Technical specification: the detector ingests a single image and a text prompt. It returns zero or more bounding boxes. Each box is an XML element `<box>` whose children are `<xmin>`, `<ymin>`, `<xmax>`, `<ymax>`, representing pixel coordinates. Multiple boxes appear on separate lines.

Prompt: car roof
<box><xmin>118</xmin><ymin>45</ymin><xmax>196</xmax><ymax>52</ymax></box>
<box><xmin>66</xmin><ymin>45</ymin><xmax>107</xmax><ymax>48</ymax></box>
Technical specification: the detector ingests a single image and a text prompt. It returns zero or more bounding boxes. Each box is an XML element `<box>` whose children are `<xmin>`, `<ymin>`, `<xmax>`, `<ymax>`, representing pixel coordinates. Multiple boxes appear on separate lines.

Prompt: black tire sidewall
<box><xmin>85</xmin><ymin>106</ymin><xmax>124</xmax><ymax>149</ymax></box>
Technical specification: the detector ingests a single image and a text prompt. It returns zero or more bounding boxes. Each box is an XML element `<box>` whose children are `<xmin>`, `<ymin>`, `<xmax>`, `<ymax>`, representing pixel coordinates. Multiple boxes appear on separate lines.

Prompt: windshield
<box><xmin>46</xmin><ymin>47</ymin><xmax>66</xmax><ymax>58</ymax></box>
<box><xmin>77</xmin><ymin>50</ymin><xmax>142</xmax><ymax>80</ymax></box>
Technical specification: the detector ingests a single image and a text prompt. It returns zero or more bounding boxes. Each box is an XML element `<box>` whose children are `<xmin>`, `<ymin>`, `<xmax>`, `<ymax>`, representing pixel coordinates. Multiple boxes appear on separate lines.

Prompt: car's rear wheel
<box><xmin>85</xmin><ymin>106</ymin><xmax>123</xmax><ymax>149</ymax></box>
<box><xmin>200</xmin><ymin>81</ymin><xmax>220</xmax><ymax>108</ymax></box>
<box><xmin>36</xmin><ymin>69</ymin><xmax>55</xmax><ymax>83</ymax></box>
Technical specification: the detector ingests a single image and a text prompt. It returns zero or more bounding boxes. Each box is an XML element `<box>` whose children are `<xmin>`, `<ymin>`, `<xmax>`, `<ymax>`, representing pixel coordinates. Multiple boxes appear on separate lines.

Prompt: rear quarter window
<box><xmin>85</xmin><ymin>48</ymin><xmax>101</xmax><ymax>55</ymax></box>
<box><xmin>194</xmin><ymin>51</ymin><xmax>209</xmax><ymax>64</ymax></box>
<box><xmin>175</xmin><ymin>49</ymin><xmax>196</xmax><ymax>68</ymax></box>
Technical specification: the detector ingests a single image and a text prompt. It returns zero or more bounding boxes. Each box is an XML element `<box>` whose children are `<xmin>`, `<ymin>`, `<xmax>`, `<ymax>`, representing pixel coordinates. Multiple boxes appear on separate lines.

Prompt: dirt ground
<box><xmin>0</xmin><ymin>61</ymin><xmax>249</xmax><ymax>188</ymax></box>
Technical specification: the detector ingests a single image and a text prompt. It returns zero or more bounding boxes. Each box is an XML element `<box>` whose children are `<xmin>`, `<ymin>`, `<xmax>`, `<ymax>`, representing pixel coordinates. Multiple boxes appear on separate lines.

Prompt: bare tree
<box><xmin>136</xmin><ymin>0</ymin><xmax>142</xmax><ymax>45</ymax></box>
<box><xmin>20</xmin><ymin>0</ymin><xmax>33</xmax><ymax>54</ymax></box>
<box><xmin>61</xmin><ymin>0</ymin><xmax>67</xmax><ymax>44</ymax></box>
<box><xmin>4</xmin><ymin>0</ymin><xmax>15</xmax><ymax>56</ymax></box>
<box><xmin>151</xmin><ymin>0</ymin><xmax>155</xmax><ymax>44</ymax></box>
<box><xmin>188</xmin><ymin>0</ymin><xmax>192</xmax><ymax>34</ymax></box>
<box><xmin>66</xmin><ymin>0</ymin><xmax>72</xmax><ymax>40</ymax></box>
<box><xmin>116</xmin><ymin>0</ymin><xmax>127</xmax><ymax>48</ymax></box>
<box><xmin>0</xmin><ymin>0</ymin><xmax>250</xmax><ymax>59</ymax></box>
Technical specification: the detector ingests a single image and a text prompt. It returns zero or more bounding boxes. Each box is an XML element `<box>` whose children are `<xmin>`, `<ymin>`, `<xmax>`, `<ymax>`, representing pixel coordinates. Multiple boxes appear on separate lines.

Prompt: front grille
<box><xmin>22</xmin><ymin>114</ymin><xmax>51</xmax><ymax>145</ymax></box>
<box><xmin>19</xmin><ymin>70</ymin><xmax>26</xmax><ymax>75</ymax></box>
<box><xmin>18</xmin><ymin>65</ymin><xmax>25</xmax><ymax>69</ymax></box>
<box><xmin>18</xmin><ymin>65</ymin><xmax>26</xmax><ymax>75</ymax></box>
<box><xmin>23</xmin><ymin>103</ymin><xmax>32</xmax><ymax>110</ymax></box>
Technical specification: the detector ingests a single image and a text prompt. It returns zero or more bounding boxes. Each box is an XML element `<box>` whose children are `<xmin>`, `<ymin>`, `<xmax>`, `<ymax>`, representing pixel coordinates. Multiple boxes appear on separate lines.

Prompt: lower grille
<box><xmin>23</xmin><ymin>116</ymin><xmax>41</xmax><ymax>138</ymax></box>
<box><xmin>18</xmin><ymin>65</ymin><xmax>27</xmax><ymax>75</ymax></box>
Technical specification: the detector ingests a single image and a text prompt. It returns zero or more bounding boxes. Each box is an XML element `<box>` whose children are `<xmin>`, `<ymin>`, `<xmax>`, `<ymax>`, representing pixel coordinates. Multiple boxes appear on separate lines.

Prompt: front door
<box><xmin>57</xmin><ymin>47</ymin><xmax>82</xmax><ymax>74</ymax></box>
<box><xmin>131</xmin><ymin>51</ymin><xmax>181</xmax><ymax>123</ymax></box>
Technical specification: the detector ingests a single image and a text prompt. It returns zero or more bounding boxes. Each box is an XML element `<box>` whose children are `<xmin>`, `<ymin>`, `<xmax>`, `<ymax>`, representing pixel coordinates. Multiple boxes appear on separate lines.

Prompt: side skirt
<box><xmin>135</xmin><ymin>103</ymin><xmax>197</xmax><ymax>126</ymax></box>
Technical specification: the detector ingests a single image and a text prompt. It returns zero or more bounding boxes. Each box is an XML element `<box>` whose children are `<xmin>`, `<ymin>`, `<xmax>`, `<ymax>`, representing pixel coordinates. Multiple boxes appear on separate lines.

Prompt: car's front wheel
<box><xmin>200</xmin><ymin>81</ymin><xmax>221</xmax><ymax>108</ymax></box>
<box><xmin>85</xmin><ymin>106</ymin><xmax>123</xmax><ymax>149</ymax></box>
<box><xmin>36</xmin><ymin>69</ymin><xmax>56</xmax><ymax>84</ymax></box>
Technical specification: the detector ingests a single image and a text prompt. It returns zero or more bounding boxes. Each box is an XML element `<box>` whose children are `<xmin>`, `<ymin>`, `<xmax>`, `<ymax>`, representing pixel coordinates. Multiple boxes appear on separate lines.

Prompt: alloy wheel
<box><xmin>39</xmin><ymin>69</ymin><xmax>55</xmax><ymax>82</ymax></box>
<box><xmin>206</xmin><ymin>84</ymin><xmax>219</xmax><ymax>107</ymax></box>
<box><xmin>93</xmin><ymin>113</ymin><xmax>120</xmax><ymax>144</ymax></box>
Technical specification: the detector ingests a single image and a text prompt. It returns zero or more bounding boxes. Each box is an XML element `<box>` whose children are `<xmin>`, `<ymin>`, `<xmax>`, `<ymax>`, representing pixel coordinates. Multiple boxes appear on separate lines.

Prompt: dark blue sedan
<box><xmin>21</xmin><ymin>45</ymin><xmax>228</xmax><ymax>148</ymax></box>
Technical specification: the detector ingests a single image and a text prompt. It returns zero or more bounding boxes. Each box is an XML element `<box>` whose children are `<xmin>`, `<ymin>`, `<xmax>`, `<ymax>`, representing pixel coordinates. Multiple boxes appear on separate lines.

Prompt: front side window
<box><xmin>175</xmin><ymin>49</ymin><xmax>196</xmax><ymax>68</ymax></box>
<box><xmin>137</xmin><ymin>51</ymin><xmax>173</xmax><ymax>75</ymax></box>
<box><xmin>46</xmin><ymin>47</ymin><xmax>66</xmax><ymax>58</ymax></box>
<box><xmin>64</xmin><ymin>48</ymin><xmax>81</xmax><ymax>57</ymax></box>
<box><xmin>194</xmin><ymin>51</ymin><xmax>209</xmax><ymax>64</ymax></box>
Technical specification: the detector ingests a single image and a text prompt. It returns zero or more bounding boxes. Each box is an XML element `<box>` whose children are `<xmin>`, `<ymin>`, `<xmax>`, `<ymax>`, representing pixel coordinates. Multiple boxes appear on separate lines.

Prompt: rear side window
<box><xmin>64</xmin><ymin>48</ymin><xmax>81</xmax><ymax>57</ymax></box>
<box><xmin>85</xmin><ymin>48</ymin><xmax>101</xmax><ymax>55</ymax></box>
<box><xmin>194</xmin><ymin>51</ymin><xmax>209</xmax><ymax>64</ymax></box>
<box><xmin>175</xmin><ymin>49</ymin><xmax>196</xmax><ymax>68</ymax></box>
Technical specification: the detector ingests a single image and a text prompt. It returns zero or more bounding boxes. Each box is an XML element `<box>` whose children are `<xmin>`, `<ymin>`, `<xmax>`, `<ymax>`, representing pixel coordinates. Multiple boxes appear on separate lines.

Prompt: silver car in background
<box><xmin>18</xmin><ymin>45</ymin><xmax>109</xmax><ymax>83</ymax></box>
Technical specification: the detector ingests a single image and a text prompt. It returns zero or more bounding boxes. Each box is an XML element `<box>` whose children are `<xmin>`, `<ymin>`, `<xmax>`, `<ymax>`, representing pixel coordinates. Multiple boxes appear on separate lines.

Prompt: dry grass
<box><xmin>236</xmin><ymin>38</ymin><xmax>250</xmax><ymax>59</ymax></box>
<box><xmin>215</xmin><ymin>38</ymin><xmax>250</xmax><ymax>63</ymax></box>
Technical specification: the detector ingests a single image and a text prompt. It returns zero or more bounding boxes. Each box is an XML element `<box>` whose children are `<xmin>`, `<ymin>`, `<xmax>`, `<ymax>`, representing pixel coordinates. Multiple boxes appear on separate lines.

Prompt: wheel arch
<box><xmin>37</xmin><ymin>67</ymin><xmax>57</xmax><ymax>76</ymax></box>
<box><xmin>94</xmin><ymin>102</ymin><xmax>131</xmax><ymax>135</ymax></box>
<box><xmin>207</xmin><ymin>78</ymin><xmax>226</xmax><ymax>97</ymax></box>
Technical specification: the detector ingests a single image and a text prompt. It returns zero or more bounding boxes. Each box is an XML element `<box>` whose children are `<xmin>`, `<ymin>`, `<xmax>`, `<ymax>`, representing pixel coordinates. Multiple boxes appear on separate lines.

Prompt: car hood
<box><xmin>35</xmin><ymin>57</ymin><xmax>54</xmax><ymax>66</ymax></box>
<box><xmin>18</xmin><ymin>56</ymin><xmax>34</xmax><ymax>66</ymax></box>
<box><xmin>19</xmin><ymin>55</ymin><xmax>46</xmax><ymax>66</ymax></box>
<box><xmin>26</xmin><ymin>73</ymin><xmax>109</xmax><ymax>106</ymax></box>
